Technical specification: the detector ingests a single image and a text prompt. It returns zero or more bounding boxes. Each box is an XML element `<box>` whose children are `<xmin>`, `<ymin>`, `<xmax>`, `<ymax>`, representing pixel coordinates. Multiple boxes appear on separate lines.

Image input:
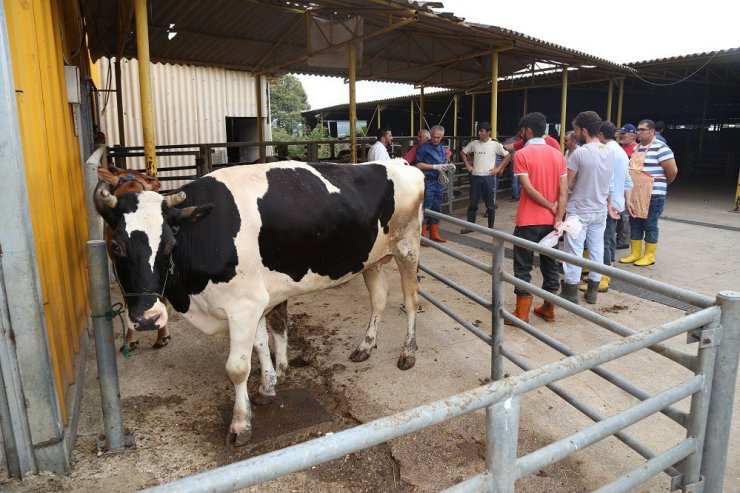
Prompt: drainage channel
<box><xmin>438</xmin><ymin>228</ymin><xmax>700</xmax><ymax>313</ymax></box>
<box><xmin>660</xmin><ymin>216</ymin><xmax>740</xmax><ymax>233</ymax></box>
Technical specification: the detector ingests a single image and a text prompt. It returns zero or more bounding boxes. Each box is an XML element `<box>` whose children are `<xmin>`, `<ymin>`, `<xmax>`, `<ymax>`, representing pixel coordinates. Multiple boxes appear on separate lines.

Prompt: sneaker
<box><xmin>616</xmin><ymin>243</ymin><xmax>629</xmax><ymax>249</ymax></box>
<box><xmin>509</xmin><ymin>197</ymin><xmax>519</xmax><ymax>202</ymax></box>
<box><xmin>460</xmin><ymin>228</ymin><xmax>474</xmax><ymax>234</ymax></box>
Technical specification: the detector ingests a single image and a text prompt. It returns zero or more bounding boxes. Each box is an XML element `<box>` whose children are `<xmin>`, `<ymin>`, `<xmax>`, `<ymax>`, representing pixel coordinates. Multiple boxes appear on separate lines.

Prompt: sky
<box><xmin>298</xmin><ymin>0</ymin><xmax>739</xmax><ymax>110</ymax></box>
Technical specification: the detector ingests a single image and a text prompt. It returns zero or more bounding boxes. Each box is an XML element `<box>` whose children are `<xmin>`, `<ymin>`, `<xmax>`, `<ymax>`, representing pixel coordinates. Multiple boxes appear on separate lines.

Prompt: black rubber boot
<box><xmin>467</xmin><ymin>209</ymin><xmax>477</xmax><ymax>224</ymax></box>
<box><xmin>559</xmin><ymin>280</ymin><xmax>579</xmax><ymax>304</ymax></box>
<box><xmin>584</xmin><ymin>279</ymin><xmax>599</xmax><ymax>304</ymax></box>
<box><xmin>487</xmin><ymin>210</ymin><xmax>495</xmax><ymax>229</ymax></box>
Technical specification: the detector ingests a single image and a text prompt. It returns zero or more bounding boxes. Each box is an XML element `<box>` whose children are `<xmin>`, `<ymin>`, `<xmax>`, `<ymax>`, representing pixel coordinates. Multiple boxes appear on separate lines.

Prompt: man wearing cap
<box><xmin>619</xmin><ymin>124</ymin><xmax>639</xmax><ymax>158</ymax></box>
<box><xmin>460</xmin><ymin>122</ymin><xmax>510</xmax><ymax>233</ymax></box>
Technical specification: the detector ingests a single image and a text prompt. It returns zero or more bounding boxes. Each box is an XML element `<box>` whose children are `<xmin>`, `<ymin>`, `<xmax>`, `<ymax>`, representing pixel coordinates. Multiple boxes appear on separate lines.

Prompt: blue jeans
<box><xmin>563</xmin><ymin>211</ymin><xmax>607</xmax><ymax>284</ymax></box>
<box><xmin>423</xmin><ymin>179</ymin><xmax>445</xmax><ymax>225</ymax></box>
<box><xmin>511</xmin><ymin>174</ymin><xmax>520</xmax><ymax>199</ymax></box>
<box><xmin>467</xmin><ymin>175</ymin><xmax>497</xmax><ymax>223</ymax></box>
<box><xmin>603</xmin><ymin>214</ymin><xmax>618</xmax><ymax>264</ymax></box>
<box><xmin>630</xmin><ymin>195</ymin><xmax>665</xmax><ymax>244</ymax></box>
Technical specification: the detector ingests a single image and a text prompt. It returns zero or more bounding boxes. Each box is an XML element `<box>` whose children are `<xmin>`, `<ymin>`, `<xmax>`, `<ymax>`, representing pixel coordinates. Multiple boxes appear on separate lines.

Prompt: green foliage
<box><xmin>269</xmin><ymin>75</ymin><xmax>309</xmax><ymax>134</ymax></box>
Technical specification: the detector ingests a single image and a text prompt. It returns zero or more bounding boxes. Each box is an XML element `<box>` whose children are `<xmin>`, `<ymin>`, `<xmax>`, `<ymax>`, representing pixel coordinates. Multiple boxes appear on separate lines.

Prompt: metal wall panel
<box><xmin>98</xmin><ymin>58</ymin><xmax>268</xmax><ymax>188</ymax></box>
<box><xmin>5</xmin><ymin>0</ymin><xmax>89</xmax><ymax>442</ymax></box>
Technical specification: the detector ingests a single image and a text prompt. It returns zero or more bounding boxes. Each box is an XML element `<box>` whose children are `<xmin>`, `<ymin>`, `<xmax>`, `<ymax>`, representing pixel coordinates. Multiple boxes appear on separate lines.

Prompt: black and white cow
<box><xmin>94</xmin><ymin>159</ymin><xmax>424</xmax><ymax>445</ymax></box>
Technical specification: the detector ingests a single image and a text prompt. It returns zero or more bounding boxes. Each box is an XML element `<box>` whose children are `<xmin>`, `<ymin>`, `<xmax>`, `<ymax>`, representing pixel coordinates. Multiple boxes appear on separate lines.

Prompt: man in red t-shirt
<box><xmin>503</xmin><ymin>112</ymin><xmax>568</xmax><ymax>326</ymax></box>
<box><xmin>618</xmin><ymin>124</ymin><xmax>638</xmax><ymax>157</ymax></box>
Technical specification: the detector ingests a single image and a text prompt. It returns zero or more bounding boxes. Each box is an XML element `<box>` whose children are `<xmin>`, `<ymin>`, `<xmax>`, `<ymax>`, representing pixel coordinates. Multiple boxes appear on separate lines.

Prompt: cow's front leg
<box><xmin>350</xmin><ymin>264</ymin><xmax>388</xmax><ymax>362</ymax></box>
<box><xmin>266</xmin><ymin>301</ymin><xmax>289</xmax><ymax>379</ymax></box>
<box><xmin>225</xmin><ymin>309</ymin><xmax>261</xmax><ymax>447</ymax></box>
<box><xmin>121</xmin><ymin>312</ymin><xmax>139</xmax><ymax>352</ymax></box>
<box><xmin>152</xmin><ymin>326</ymin><xmax>171</xmax><ymax>349</ymax></box>
<box><xmin>252</xmin><ymin>316</ymin><xmax>278</xmax><ymax>405</ymax></box>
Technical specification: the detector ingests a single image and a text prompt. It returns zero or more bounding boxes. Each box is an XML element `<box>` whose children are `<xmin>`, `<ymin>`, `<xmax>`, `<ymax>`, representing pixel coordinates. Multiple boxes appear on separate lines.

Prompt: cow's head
<box><xmin>94</xmin><ymin>182</ymin><xmax>212</xmax><ymax>330</ymax></box>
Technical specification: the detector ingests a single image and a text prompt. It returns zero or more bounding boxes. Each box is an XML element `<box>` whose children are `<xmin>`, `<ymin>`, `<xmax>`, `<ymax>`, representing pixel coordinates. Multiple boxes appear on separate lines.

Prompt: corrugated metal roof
<box><xmin>627</xmin><ymin>47</ymin><xmax>740</xmax><ymax>66</ymax></box>
<box><xmin>81</xmin><ymin>0</ymin><xmax>630</xmax><ymax>91</ymax></box>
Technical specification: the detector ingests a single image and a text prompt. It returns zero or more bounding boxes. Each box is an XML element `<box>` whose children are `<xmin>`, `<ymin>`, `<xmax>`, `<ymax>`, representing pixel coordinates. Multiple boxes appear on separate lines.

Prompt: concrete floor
<box><xmin>1</xmin><ymin>177</ymin><xmax>738</xmax><ymax>491</ymax></box>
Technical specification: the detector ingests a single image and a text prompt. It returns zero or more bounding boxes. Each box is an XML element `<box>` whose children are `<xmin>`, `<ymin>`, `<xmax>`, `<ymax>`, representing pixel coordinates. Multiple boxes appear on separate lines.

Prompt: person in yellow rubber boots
<box><xmin>504</xmin><ymin>112</ymin><xmax>568</xmax><ymax>325</ymax></box>
<box><xmin>619</xmin><ymin>120</ymin><xmax>677</xmax><ymax>266</ymax></box>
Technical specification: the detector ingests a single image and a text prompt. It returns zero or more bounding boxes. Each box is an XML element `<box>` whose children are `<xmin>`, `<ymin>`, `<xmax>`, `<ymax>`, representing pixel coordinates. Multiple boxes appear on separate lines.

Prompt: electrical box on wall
<box><xmin>64</xmin><ymin>65</ymin><xmax>81</xmax><ymax>104</ymax></box>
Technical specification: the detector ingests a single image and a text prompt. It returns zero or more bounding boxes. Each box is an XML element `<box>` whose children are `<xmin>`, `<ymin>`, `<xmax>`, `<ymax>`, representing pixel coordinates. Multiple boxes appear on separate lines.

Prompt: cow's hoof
<box><xmin>152</xmin><ymin>336</ymin><xmax>171</xmax><ymax>349</ymax></box>
<box><xmin>252</xmin><ymin>393</ymin><xmax>275</xmax><ymax>406</ymax></box>
<box><xmin>227</xmin><ymin>430</ymin><xmax>251</xmax><ymax>447</ymax></box>
<box><xmin>397</xmin><ymin>355</ymin><xmax>416</xmax><ymax>370</ymax></box>
<box><xmin>120</xmin><ymin>340</ymin><xmax>139</xmax><ymax>353</ymax></box>
<box><xmin>349</xmin><ymin>348</ymin><xmax>371</xmax><ymax>362</ymax></box>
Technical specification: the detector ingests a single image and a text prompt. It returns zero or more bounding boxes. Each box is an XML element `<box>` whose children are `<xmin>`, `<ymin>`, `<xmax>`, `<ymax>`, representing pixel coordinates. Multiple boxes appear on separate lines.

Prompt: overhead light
<box><xmin>167</xmin><ymin>22</ymin><xmax>177</xmax><ymax>40</ymax></box>
<box><xmin>581</xmin><ymin>64</ymin><xmax>596</xmax><ymax>69</ymax></box>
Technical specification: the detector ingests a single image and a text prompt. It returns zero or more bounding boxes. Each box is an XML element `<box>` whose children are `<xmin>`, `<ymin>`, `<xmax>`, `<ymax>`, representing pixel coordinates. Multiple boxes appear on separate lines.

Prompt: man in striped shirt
<box><xmin>619</xmin><ymin>119</ymin><xmax>678</xmax><ymax>266</ymax></box>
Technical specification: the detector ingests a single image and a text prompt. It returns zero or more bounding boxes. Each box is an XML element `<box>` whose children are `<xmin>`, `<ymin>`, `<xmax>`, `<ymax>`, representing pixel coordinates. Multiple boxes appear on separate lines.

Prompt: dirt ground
<box><xmin>1</xmin><ymin>179</ymin><xmax>738</xmax><ymax>492</ymax></box>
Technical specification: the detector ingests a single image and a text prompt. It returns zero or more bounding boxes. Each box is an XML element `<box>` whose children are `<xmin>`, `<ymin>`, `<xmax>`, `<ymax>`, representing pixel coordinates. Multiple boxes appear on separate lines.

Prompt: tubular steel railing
<box><xmin>142</xmin><ymin>209</ymin><xmax>740</xmax><ymax>493</ymax></box>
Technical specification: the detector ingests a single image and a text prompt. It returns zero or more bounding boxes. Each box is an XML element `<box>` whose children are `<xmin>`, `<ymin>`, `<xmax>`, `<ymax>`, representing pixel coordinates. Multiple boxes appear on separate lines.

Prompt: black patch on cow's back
<box><xmin>165</xmin><ymin>177</ymin><xmax>241</xmax><ymax>313</ymax></box>
<box><xmin>257</xmin><ymin>163</ymin><xmax>395</xmax><ymax>282</ymax></box>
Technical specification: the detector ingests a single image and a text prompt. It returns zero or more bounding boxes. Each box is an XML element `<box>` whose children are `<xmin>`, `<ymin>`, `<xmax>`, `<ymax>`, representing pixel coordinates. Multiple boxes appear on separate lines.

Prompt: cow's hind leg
<box><xmin>225</xmin><ymin>308</ymin><xmax>263</xmax><ymax>447</ymax></box>
<box><xmin>350</xmin><ymin>264</ymin><xmax>388</xmax><ymax>362</ymax></box>
<box><xmin>252</xmin><ymin>317</ymin><xmax>278</xmax><ymax>405</ymax></box>
<box><xmin>266</xmin><ymin>301</ymin><xmax>289</xmax><ymax>379</ymax></box>
<box><xmin>395</xmin><ymin>251</ymin><xmax>420</xmax><ymax>370</ymax></box>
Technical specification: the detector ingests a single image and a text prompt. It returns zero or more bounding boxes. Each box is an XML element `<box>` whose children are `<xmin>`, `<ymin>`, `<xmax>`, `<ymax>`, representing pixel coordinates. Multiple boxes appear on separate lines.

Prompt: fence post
<box><xmin>491</xmin><ymin>236</ymin><xmax>505</xmax><ymax>381</ymax></box>
<box><xmin>680</xmin><ymin>314</ymin><xmax>720</xmax><ymax>491</ymax></box>
<box><xmin>307</xmin><ymin>142</ymin><xmax>319</xmax><ymax>162</ymax></box>
<box><xmin>487</xmin><ymin>395</ymin><xmax>520</xmax><ymax>492</ymax></box>
<box><xmin>87</xmin><ymin>240</ymin><xmax>126</xmax><ymax>451</ymax></box>
<box><xmin>701</xmin><ymin>291</ymin><xmax>740</xmax><ymax>492</ymax></box>
<box><xmin>195</xmin><ymin>145</ymin><xmax>206</xmax><ymax>177</ymax></box>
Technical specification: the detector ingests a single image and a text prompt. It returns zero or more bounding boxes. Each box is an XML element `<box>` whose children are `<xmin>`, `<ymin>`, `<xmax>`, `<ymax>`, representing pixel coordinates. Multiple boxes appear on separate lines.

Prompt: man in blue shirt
<box><xmin>415</xmin><ymin>125</ymin><xmax>455</xmax><ymax>242</ymax></box>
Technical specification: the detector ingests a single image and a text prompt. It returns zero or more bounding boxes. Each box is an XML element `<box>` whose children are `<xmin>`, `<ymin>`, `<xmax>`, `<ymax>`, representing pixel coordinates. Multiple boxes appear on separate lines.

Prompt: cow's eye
<box><xmin>111</xmin><ymin>240</ymin><xmax>126</xmax><ymax>257</ymax></box>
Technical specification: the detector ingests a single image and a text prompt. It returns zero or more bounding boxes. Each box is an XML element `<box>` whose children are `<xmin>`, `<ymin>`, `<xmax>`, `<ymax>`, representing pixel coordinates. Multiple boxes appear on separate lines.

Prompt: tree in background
<box><xmin>269</xmin><ymin>74</ymin><xmax>309</xmax><ymax>135</ymax></box>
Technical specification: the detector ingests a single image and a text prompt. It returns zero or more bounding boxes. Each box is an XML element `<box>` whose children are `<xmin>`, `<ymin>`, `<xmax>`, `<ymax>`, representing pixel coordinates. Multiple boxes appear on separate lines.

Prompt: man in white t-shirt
<box><xmin>367</xmin><ymin>128</ymin><xmax>392</xmax><ymax>161</ymax></box>
<box><xmin>460</xmin><ymin>122</ymin><xmax>510</xmax><ymax>233</ymax></box>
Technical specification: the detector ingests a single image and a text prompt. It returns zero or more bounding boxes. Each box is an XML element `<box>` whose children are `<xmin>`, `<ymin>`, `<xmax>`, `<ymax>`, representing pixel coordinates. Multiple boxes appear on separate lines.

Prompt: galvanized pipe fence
<box><xmin>143</xmin><ymin>210</ymin><xmax>739</xmax><ymax>493</ymax></box>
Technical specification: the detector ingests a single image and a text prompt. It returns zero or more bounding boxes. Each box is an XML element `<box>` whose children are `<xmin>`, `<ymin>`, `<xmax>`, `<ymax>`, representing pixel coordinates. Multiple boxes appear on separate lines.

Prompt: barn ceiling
<box><xmin>81</xmin><ymin>0</ymin><xmax>631</xmax><ymax>90</ymax></box>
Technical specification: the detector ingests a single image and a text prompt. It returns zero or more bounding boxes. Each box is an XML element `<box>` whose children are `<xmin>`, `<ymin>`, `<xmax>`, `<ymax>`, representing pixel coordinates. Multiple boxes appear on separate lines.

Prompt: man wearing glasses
<box><xmin>619</xmin><ymin>120</ymin><xmax>678</xmax><ymax>266</ymax></box>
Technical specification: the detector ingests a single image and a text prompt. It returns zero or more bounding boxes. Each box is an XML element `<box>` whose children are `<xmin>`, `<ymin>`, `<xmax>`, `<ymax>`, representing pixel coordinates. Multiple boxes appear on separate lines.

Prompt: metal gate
<box><xmin>139</xmin><ymin>210</ymin><xmax>739</xmax><ymax>493</ymax></box>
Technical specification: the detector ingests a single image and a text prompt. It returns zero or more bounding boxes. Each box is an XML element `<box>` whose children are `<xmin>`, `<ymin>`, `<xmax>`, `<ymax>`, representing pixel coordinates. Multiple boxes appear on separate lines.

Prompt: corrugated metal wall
<box><xmin>98</xmin><ymin>58</ymin><xmax>268</xmax><ymax>188</ymax></box>
<box><xmin>6</xmin><ymin>0</ymin><xmax>90</xmax><ymax>423</ymax></box>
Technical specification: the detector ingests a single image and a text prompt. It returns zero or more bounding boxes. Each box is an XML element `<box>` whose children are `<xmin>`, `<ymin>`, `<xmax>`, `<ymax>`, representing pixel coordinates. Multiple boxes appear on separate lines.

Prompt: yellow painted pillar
<box><xmin>377</xmin><ymin>103</ymin><xmax>381</xmax><ymax>130</ymax></box>
<box><xmin>410</xmin><ymin>99</ymin><xmax>414</xmax><ymax>137</ymax></box>
<box><xmin>560</xmin><ymin>66</ymin><xmax>568</xmax><ymax>150</ymax></box>
<box><xmin>523</xmin><ymin>88</ymin><xmax>528</xmax><ymax>116</ymax></box>
<box><xmin>471</xmin><ymin>93</ymin><xmax>476</xmax><ymax>135</ymax></box>
<box><xmin>606</xmin><ymin>79</ymin><xmax>614</xmax><ymax>122</ymax></box>
<box><xmin>453</xmin><ymin>93</ymin><xmax>459</xmax><ymax>154</ymax></box>
<box><xmin>419</xmin><ymin>86</ymin><xmax>425</xmax><ymax>131</ymax></box>
<box><xmin>616</xmin><ymin>78</ymin><xmax>624</xmax><ymax>128</ymax></box>
<box><xmin>490</xmin><ymin>51</ymin><xmax>499</xmax><ymax>139</ymax></box>
<box><xmin>348</xmin><ymin>43</ymin><xmax>357</xmax><ymax>163</ymax></box>
<box><xmin>256</xmin><ymin>75</ymin><xmax>265</xmax><ymax>162</ymax></box>
<box><xmin>134</xmin><ymin>0</ymin><xmax>158</xmax><ymax>177</ymax></box>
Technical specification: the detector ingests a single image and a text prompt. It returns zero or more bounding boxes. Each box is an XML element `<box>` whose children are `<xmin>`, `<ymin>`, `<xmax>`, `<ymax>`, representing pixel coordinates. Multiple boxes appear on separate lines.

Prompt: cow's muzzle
<box><xmin>130</xmin><ymin>299</ymin><xmax>169</xmax><ymax>331</ymax></box>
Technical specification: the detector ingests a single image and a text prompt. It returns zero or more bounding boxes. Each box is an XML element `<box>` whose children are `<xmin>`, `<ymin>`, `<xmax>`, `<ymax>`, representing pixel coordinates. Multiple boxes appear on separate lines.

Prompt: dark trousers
<box><xmin>630</xmin><ymin>195</ymin><xmax>666</xmax><ymax>243</ymax></box>
<box><xmin>513</xmin><ymin>225</ymin><xmax>561</xmax><ymax>296</ymax></box>
<box><xmin>467</xmin><ymin>174</ymin><xmax>497</xmax><ymax>228</ymax></box>
<box><xmin>603</xmin><ymin>214</ymin><xmax>618</xmax><ymax>264</ymax></box>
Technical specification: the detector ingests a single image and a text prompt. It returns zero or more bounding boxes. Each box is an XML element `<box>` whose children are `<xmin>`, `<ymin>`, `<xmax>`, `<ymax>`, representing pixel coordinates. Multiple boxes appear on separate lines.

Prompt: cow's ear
<box><xmin>97</xmin><ymin>167</ymin><xmax>120</xmax><ymax>187</ymax></box>
<box><xmin>93</xmin><ymin>181</ymin><xmax>119</xmax><ymax>226</ymax></box>
<box><xmin>169</xmin><ymin>204</ymin><xmax>214</xmax><ymax>225</ymax></box>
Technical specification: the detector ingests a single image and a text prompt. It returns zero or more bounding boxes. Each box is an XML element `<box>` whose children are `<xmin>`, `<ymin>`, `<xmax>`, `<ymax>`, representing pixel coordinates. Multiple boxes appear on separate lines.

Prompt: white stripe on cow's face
<box><xmin>124</xmin><ymin>192</ymin><xmax>165</xmax><ymax>272</ymax></box>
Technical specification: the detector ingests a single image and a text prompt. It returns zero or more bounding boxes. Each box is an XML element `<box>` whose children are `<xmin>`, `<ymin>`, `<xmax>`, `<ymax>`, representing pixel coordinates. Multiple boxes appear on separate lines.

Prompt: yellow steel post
<box><xmin>616</xmin><ymin>78</ymin><xmax>624</xmax><ymax>128</ymax></box>
<box><xmin>410</xmin><ymin>99</ymin><xmax>414</xmax><ymax>137</ymax></box>
<box><xmin>256</xmin><ymin>75</ymin><xmax>265</xmax><ymax>162</ymax></box>
<box><xmin>349</xmin><ymin>42</ymin><xmax>357</xmax><ymax>163</ymax></box>
<box><xmin>606</xmin><ymin>79</ymin><xmax>614</xmax><ymax>122</ymax></box>
<box><xmin>453</xmin><ymin>93</ymin><xmax>459</xmax><ymax>154</ymax></box>
<box><xmin>560</xmin><ymin>66</ymin><xmax>568</xmax><ymax>150</ymax></box>
<box><xmin>419</xmin><ymin>86</ymin><xmax>425</xmax><ymax>131</ymax></box>
<box><xmin>523</xmin><ymin>88</ymin><xmax>528</xmax><ymax>116</ymax></box>
<box><xmin>490</xmin><ymin>51</ymin><xmax>499</xmax><ymax>139</ymax></box>
<box><xmin>377</xmin><ymin>103</ymin><xmax>381</xmax><ymax>130</ymax></box>
<box><xmin>134</xmin><ymin>0</ymin><xmax>157</xmax><ymax>177</ymax></box>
